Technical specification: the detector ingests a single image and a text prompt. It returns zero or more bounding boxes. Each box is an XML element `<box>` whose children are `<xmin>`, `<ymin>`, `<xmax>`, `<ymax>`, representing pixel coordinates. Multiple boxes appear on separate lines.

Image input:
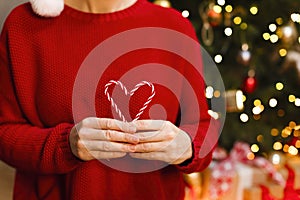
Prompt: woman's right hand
<box><xmin>69</xmin><ymin>117</ymin><xmax>139</xmax><ymax>161</ymax></box>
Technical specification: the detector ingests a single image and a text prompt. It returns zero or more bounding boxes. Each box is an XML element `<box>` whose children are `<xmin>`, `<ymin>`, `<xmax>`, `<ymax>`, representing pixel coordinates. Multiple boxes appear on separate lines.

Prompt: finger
<box><xmin>129</xmin><ymin>152</ymin><xmax>165</xmax><ymax>162</ymax></box>
<box><xmin>79</xmin><ymin>128</ymin><xmax>139</xmax><ymax>144</ymax></box>
<box><xmin>83</xmin><ymin>141</ymin><xmax>136</xmax><ymax>152</ymax></box>
<box><xmin>89</xmin><ymin>151</ymin><xmax>127</xmax><ymax>159</ymax></box>
<box><xmin>82</xmin><ymin>117</ymin><xmax>136</xmax><ymax>133</ymax></box>
<box><xmin>133</xmin><ymin>120</ymin><xmax>166</xmax><ymax>131</ymax></box>
<box><xmin>134</xmin><ymin>130</ymin><xmax>175</xmax><ymax>143</ymax></box>
<box><xmin>134</xmin><ymin>141</ymin><xmax>169</xmax><ymax>152</ymax></box>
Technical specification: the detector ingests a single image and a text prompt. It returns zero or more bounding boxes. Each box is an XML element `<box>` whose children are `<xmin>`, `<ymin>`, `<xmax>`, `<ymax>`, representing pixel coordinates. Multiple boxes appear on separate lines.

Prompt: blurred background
<box><xmin>1</xmin><ymin>0</ymin><xmax>300</xmax><ymax>199</ymax></box>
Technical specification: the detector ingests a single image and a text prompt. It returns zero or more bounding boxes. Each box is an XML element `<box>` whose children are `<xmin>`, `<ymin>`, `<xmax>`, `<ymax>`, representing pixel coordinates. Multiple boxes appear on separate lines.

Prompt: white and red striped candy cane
<box><xmin>104</xmin><ymin>80</ymin><xmax>155</xmax><ymax>122</ymax></box>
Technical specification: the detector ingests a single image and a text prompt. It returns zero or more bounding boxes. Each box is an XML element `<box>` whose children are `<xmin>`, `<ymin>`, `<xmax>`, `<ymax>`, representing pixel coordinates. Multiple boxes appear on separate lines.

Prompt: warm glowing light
<box><xmin>279</xmin><ymin>49</ymin><xmax>287</xmax><ymax>57</ymax></box>
<box><xmin>257</xmin><ymin>135</ymin><xmax>263</xmax><ymax>142</ymax></box>
<box><xmin>276</xmin><ymin>82</ymin><xmax>284</xmax><ymax>90</ymax></box>
<box><xmin>251</xmin><ymin>144</ymin><xmax>259</xmax><ymax>153</ymax></box>
<box><xmin>254</xmin><ymin>99</ymin><xmax>261</xmax><ymax>106</ymax></box>
<box><xmin>288</xmin><ymin>146</ymin><xmax>298</xmax><ymax>156</ymax></box>
<box><xmin>269</xmin><ymin>24</ymin><xmax>277</xmax><ymax>32</ymax></box>
<box><xmin>225</xmin><ymin>5</ymin><xmax>233</xmax><ymax>13</ymax></box>
<box><xmin>206</xmin><ymin>86</ymin><xmax>214</xmax><ymax>99</ymax></box>
<box><xmin>240</xmin><ymin>113</ymin><xmax>249</xmax><ymax>123</ymax></box>
<box><xmin>277</xmin><ymin>109</ymin><xmax>285</xmax><ymax>117</ymax></box>
<box><xmin>217</xmin><ymin>0</ymin><xmax>226</xmax><ymax>6</ymax></box>
<box><xmin>214</xmin><ymin>54</ymin><xmax>223</xmax><ymax>63</ymax></box>
<box><xmin>250</xmin><ymin>6</ymin><xmax>258</xmax><ymax>15</ymax></box>
<box><xmin>273</xmin><ymin>142</ymin><xmax>283</xmax><ymax>150</ymax></box>
<box><xmin>247</xmin><ymin>152</ymin><xmax>255</xmax><ymax>160</ymax></box>
<box><xmin>214</xmin><ymin>90</ymin><xmax>221</xmax><ymax>98</ymax></box>
<box><xmin>291</xmin><ymin>13</ymin><xmax>300</xmax><ymax>23</ymax></box>
<box><xmin>271</xmin><ymin>128</ymin><xmax>279</xmax><ymax>136</ymax></box>
<box><xmin>270</xmin><ymin>34</ymin><xmax>279</xmax><ymax>43</ymax></box>
<box><xmin>252</xmin><ymin>106</ymin><xmax>261</xmax><ymax>115</ymax></box>
<box><xmin>233</xmin><ymin>16</ymin><xmax>242</xmax><ymax>25</ymax></box>
<box><xmin>241</xmin><ymin>43</ymin><xmax>249</xmax><ymax>51</ymax></box>
<box><xmin>208</xmin><ymin>110</ymin><xmax>220</xmax><ymax>120</ymax></box>
<box><xmin>269</xmin><ymin>98</ymin><xmax>278</xmax><ymax>107</ymax></box>
<box><xmin>224</xmin><ymin>27</ymin><xmax>233</xmax><ymax>36</ymax></box>
<box><xmin>182</xmin><ymin>10</ymin><xmax>190</xmax><ymax>18</ymax></box>
<box><xmin>276</xmin><ymin>18</ymin><xmax>283</xmax><ymax>25</ymax></box>
<box><xmin>213</xmin><ymin>5</ymin><xmax>222</xmax><ymax>14</ymax></box>
<box><xmin>295</xmin><ymin>98</ymin><xmax>300</xmax><ymax>107</ymax></box>
<box><xmin>263</xmin><ymin>32</ymin><xmax>270</xmax><ymax>40</ymax></box>
<box><xmin>271</xmin><ymin>153</ymin><xmax>281</xmax><ymax>165</ymax></box>
<box><xmin>298</xmin><ymin>36</ymin><xmax>300</xmax><ymax>44</ymax></box>
<box><xmin>282</xmin><ymin>26</ymin><xmax>293</xmax><ymax>38</ymax></box>
<box><xmin>296</xmin><ymin>140</ymin><xmax>300</xmax><ymax>148</ymax></box>
<box><xmin>289</xmin><ymin>95</ymin><xmax>296</xmax><ymax>102</ymax></box>
<box><xmin>242</xmin><ymin>95</ymin><xmax>247</xmax><ymax>102</ymax></box>
<box><xmin>240</xmin><ymin>23</ymin><xmax>248</xmax><ymax>30</ymax></box>
<box><xmin>289</xmin><ymin>121</ymin><xmax>296</xmax><ymax>128</ymax></box>
<box><xmin>283</xmin><ymin>144</ymin><xmax>289</xmax><ymax>152</ymax></box>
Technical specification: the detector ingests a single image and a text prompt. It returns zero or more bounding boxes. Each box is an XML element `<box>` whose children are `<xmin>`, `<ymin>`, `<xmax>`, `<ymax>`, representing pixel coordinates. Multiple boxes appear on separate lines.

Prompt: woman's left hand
<box><xmin>129</xmin><ymin>120</ymin><xmax>193</xmax><ymax>165</ymax></box>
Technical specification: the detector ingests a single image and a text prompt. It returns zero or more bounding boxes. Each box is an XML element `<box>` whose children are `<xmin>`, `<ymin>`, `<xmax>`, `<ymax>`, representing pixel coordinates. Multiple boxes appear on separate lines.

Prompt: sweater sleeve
<box><xmin>174</xmin><ymin>18</ymin><xmax>218</xmax><ymax>173</ymax></box>
<box><xmin>0</xmin><ymin>19</ymin><xmax>81</xmax><ymax>175</ymax></box>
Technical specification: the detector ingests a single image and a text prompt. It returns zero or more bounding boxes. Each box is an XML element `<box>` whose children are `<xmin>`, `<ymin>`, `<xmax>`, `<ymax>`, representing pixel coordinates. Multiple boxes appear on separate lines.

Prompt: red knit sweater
<box><xmin>0</xmin><ymin>1</ymin><xmax>213</xmax><ymax>199</ymax></box>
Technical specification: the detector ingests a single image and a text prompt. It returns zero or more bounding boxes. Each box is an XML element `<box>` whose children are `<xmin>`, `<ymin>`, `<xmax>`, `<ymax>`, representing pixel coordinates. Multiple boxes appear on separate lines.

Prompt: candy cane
<box><xmin>104</xmin><ymin>80</ymin><xmax>155</xmax><ymax>122</ymax></box>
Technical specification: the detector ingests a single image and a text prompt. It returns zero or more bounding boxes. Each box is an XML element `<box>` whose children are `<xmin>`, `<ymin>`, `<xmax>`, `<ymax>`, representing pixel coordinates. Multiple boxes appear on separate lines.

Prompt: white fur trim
<box><xmin>30</xmin><ymin>0</ymin><xmax>64</xmax><ymax>17</ymax></box>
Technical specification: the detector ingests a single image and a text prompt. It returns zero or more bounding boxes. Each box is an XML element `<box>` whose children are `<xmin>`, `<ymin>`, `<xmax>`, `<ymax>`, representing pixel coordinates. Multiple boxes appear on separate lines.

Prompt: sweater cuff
<box><xmin>57</xmin><ymin>123</ymin><xmax>83</xmax><ymax>171</ymax></box>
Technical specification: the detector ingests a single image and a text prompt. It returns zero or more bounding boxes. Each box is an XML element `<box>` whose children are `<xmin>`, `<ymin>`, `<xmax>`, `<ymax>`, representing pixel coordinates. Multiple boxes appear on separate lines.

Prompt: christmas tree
<box><xmin>153</xmin><ymin>0</ymin><xmax>300</xmax><ymax>156</ymax></box>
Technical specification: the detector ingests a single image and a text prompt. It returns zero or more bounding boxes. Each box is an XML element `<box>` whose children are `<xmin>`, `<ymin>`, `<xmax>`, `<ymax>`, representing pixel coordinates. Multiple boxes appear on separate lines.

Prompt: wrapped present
<box><xmin>199</xmin><ymin>142</ymin><xmax>284</xmax><ymax>200</ymax></box>
<box><xmin>243</xmin><ymin>158</ymin><xmax>300</xmax><ymax>200</ymax></box>
<box><xmin>243</xmin><ymin>184</ymin><xmax>284</xmax><ymax>200</ymax></box>
<box><xmin>279</xmin><ymin>156</ymin><xmax>300</xmax><ymax>189</ymax></box>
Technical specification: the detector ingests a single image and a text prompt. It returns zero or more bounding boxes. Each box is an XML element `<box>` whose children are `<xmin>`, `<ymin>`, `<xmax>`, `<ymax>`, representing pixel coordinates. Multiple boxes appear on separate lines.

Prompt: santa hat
<box><xmin>30</xmin><ymin>0</ymin><xmax>64</xmax><ymax>17</ymax></box>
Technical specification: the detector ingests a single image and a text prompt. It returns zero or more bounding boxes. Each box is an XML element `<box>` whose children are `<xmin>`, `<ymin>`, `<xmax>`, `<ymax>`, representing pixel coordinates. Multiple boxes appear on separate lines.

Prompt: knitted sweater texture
<box><xmin>0</xmin><ymin>1</ymin><xmax>213</xmax><ymax>199</ymax></box>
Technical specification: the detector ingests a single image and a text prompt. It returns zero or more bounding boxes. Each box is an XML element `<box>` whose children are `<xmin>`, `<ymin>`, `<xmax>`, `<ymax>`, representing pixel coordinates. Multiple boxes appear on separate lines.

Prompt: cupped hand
<box><xmin>129</xmin><ymin>120</ymin><xmax>193</xmax><ymax>165</ymax></box>
<box><xmin>69</xmin><ymin>117</ymin><xmax>139</xmax><ymax>161</ymax></box>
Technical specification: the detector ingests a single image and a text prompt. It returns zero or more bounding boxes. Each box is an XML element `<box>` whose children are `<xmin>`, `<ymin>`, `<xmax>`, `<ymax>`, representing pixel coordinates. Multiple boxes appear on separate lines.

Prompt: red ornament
<box><xmin>242</xmin><ymin>76</ymin><xmax>257</xmax><ymax>94</ymax></box>
<box><xmin>207</xmin><ymin>9</ymin><xmax>222</xmax><ymax>27</ymax></box>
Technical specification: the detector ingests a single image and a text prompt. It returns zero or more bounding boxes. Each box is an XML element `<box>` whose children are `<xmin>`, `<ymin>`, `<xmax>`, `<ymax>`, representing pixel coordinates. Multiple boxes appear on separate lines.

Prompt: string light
<box><xmin>269</xmin><ymin>24</ymin><xmax>277</xmax><ymax>32</ymax></box>
<box><xmin>279</xmin><ymin>48</ymin><xmax>287</xmax><ymax>57</ymax></box>
<box><xmin>269</xmin><ymin>98</ymin><xmax>278</xmax><ymax>107</ymax></box>
<box><xmin>257</xmin><ymin>135</ymin><xmax>263</xmax><ymax>142</ymax></box>
<box><xmin>289</xmin><ymin>95</ymin><xmax>296</xmax><ymax>102</ymax></box>
<box><xmin>276</xmin><ymin>18</ymin><xmax>283</xmax><ymax>25</ymax></box>
<box><xmin>214</xmin><ymin>54</ymin><xmax>223</xmax><ymax>63</ymax></box>
<box><xmin>253</xmin><ymin>99</ymin><xmax>261</xmax><ymax>106</ymax></box>
<box><xmin>270</xmin><ymin>34</ymin><xmax>279</xmax><ymax>43</ymax></box>
<box><xmin>224</xmin><ymin>27</ymin><xmax>233</xmax><ymax>36</ymax></box>
<box><xmin>277</xmin><ymin>109</ymin><xmax>285</xmax><ymax>117</ymax></box>
<box><xmin>213</xmin><ymin>5</ymin><xmax>222</xmax><ymax>14</ymax></box>
<box><xmin>263</xmin><ymin>32</ymin><xmax>270</xmax><ymax>40</ymax></box>
<box><xmin>240</xmin><ymin>23</ymin><xmax>248</xmax><ymax>30</ymax></box>
<box><xmin>288</xmin><ymin>146</ymin><xmax>298</xmax><ymax>155</ymax></box>
<box><xmin>217</xmin><ymin>0</ymin><xmax>226</xmax><ymax>6</ymax></box>
<box><xmin>273</xmin><ymin>142</ymin><xmax>283</xmax><ymax>150</ymax></box>
<box><xmin>233</xmin><ymin>17</ymin><xmax>242</xmax><ymax>25</ymax></box>
<box><xmin>249</xmin><ymin>6</ymin><xmax>258</xmax><ymax>15</ymax></box>
<box><xmin>251</xmin><ymin>144</ymin><xmax>259</xmax><ymax>153</ymax></box>
<box><xmin>206</xmin><ymin>86</ymin><xmax>214</xmax><ymax>98</ymax></box>
<box><xmin>214</xmin><ymin>90</ymin><xmax>221</xmax><ymax>98</ymax></box>
<box><xmin>276</xmin><ymin>82</ymin><xmax>284</xmax><ymax>90</ymax></box>
<box><xmin>182</xmin><ymin>10</ymin><xmax>189</xmax><ymax>18</ymax></box>
<box><xmin>225</xmin><ymin>5</ymin><xmax>233</xmax><ymax>13</ymax></box>
<box><xmin>295</xmin><ymin>98</ymin><xmax>300</xmax><ymax>107</ymax></box>
<box><xmin>291</xmin><ymin>13</ymin><xmax>300</xmax><ymax>23</ymax></box>
<box><xmin>240</xmin><ymin>113</ymin><xmax>249</xmax><ymax>122</ymax></box>
<box><xmin>271</xmin><ymin>128</ymin><xmax>279</xmax><ymax>136</ymax></box>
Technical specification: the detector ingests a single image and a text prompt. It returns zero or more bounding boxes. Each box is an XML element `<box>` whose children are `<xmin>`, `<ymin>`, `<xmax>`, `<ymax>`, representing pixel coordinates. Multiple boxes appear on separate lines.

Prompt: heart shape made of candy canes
<box><xmin>104</xmin><ymin>80</ymin><xmax>156</xmax><ymax>122</ymax></box>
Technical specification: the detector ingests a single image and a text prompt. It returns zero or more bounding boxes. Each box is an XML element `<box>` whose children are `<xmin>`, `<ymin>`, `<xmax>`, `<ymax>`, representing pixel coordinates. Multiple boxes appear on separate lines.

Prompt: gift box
<box><xmin>279</xmin><ymin>157</ymin><xmax>300</xmax><ymax>189</ymax></box>
<box><xmin>200</xmin><ymin>163</ymin><xmax>272</xmax><ymax>200</ymax></box>
<box><xmin>243</xmin><ymin>183</ymin><xmax>284</xmax><ymax>200</ymax></box>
